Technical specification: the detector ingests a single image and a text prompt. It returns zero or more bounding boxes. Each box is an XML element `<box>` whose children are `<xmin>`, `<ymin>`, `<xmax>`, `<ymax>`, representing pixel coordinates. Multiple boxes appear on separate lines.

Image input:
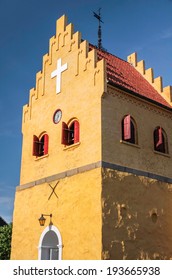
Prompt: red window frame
<box><xmin>123</xmin><ymin>115</ymin><xmax>131</xmax><ymax>140</ymax></box>
<box><xmin>61</xmin><ymin>120</ymin><xmax>80</xmax><ymax>146</ymax></box>
<box><xmin>122</xmin><ymin>115</ymin><xmax>137</xmax><ymax>144</ymax></box>
<box><xmin>33</xmin><ymin>133</ymin><xmax>49</xmax><ymax>157</ymax></box>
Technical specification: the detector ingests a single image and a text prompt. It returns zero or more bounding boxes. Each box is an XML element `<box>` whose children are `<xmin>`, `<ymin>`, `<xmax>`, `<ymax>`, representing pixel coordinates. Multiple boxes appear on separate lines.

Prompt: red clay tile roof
<box><xmin>90</xmin><ymin>45</ymin><xmax>171</xmax><ymax>109</ymax></box>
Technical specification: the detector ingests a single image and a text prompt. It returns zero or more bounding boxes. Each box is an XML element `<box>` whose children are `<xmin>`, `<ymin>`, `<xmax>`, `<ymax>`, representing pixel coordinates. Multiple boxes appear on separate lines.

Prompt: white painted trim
<box><xmin>38</xmin><ymin>225</ymin><xmax>62</xmax><ymax>260</ymax></box>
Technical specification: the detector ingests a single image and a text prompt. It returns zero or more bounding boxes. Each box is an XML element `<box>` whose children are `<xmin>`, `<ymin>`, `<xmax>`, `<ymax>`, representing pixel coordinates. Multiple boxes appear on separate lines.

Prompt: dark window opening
<box><xmin>68</xmin><ymin>122</ymin><xmax>75</xmax><ymax>145</ymax></box>
<box><xmin>154</xmin><ymin>127</ymin><xmax>168</xmax><ymax>154</ymax></box>
<box><xmin>61</xmin><ymin>120</ymin><xmax>80</xmax><ymax>146</ymax></box>
<box><xmin>39</xmin><ymin>135</ymin><xmax>45</xmax><ymax>156</ymax></box>
<box><xmin>33</xmin><ymin>134</ymin><xmax>49</xmax><ymax>157</ymax></box>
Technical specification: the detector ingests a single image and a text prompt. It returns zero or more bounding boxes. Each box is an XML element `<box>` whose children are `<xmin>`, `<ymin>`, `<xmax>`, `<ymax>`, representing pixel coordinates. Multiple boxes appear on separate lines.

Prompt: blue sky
<box><xmin>0</xmin><ymin>0</ymin><xmax>172</xmax><ymax>223</ymax></box>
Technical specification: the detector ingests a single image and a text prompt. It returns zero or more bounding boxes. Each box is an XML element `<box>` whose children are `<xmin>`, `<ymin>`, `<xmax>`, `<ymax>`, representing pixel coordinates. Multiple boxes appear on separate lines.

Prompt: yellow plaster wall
<box><xmin>102</xmin><ymin>168</ymin><xmax>172</xmax><ymax>260</ymax></box>
<box><xmin>20</xmin><ymin>15</ymin><xmax>106</xmax><ymax>185</ymax></box>
<box><xmin>11</xmin><ymin>168</ymin><xmax>102</xmax><ymax>260</ymax></box>
<box><xmin>102</xmin><ymin>86</ymin><xmax>172</xmax><ymax>179</ymax></box>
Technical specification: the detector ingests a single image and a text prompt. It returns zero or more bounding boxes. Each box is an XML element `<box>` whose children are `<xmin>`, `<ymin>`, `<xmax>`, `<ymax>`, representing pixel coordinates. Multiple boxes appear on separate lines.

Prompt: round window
<box><xmin>53</xmin><ymin>109</ymin><xmax>62</xmax><ymax>124</ymax></box>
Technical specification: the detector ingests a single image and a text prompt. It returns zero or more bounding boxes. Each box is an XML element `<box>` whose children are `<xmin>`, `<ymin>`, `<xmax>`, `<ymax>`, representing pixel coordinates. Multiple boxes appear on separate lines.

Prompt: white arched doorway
<box><xmin>38</xmin><ymin>225</ymin><xmax>62</xmax><ymax>260</ymax></box>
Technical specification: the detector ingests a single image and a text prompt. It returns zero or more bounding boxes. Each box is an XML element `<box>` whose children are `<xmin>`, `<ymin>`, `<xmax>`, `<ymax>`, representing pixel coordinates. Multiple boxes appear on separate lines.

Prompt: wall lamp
<box><xmin>38</xmin><ymin>214</ymin><xmax>53</xmax><ymax>226</ymax></box>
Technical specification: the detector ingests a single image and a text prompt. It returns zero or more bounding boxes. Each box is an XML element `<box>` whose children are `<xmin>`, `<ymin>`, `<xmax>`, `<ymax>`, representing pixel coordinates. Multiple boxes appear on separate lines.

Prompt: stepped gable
<box><xmin>90</xmin><ymin>45</ymin><xmax>171</xmax><ymax>109</ymax></box>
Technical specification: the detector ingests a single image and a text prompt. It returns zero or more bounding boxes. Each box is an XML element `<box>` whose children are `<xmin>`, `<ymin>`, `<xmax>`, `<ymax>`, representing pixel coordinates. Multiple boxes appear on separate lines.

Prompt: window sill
<box><xmin>154</xmin><ymin>150</ymin><xmax>170</xmax><ymax>158</ymax></box>
<box><xmin>63</xmin><ymin>142</ymin><xmax>81</xmax><ymax>151</ymax></box>
<box><xmin>35</xmin><ymin>154</ymin><xmax>49</xmax><ymax>161</ymax></box>
<box><xmin>120</xmin><ymin>140</ymin><xmax>140</xmax><ymax>149</ymax></box>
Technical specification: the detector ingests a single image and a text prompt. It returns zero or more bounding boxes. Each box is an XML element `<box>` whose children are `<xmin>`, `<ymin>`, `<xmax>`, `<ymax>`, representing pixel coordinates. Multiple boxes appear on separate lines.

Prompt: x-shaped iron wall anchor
<box><xmin>48</xmin><ymin>181</ymin><xmax>59</xmax><ymax>200</ymax></box>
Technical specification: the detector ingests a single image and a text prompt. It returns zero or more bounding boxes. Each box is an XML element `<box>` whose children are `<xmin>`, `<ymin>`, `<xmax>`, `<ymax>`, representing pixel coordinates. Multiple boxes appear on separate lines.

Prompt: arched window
<box><xmin>61</xmin><ymin>119</ymin><xmax>80</xmax><ymax>146</ymax></box>
<box><xmin>122</xmin><ymin>115</ymin><xmax>137</xmax><ymax>144</ymax></box>
<box><xmin>33</xmin><ymin>133</ymin><xmax>49</xmax><ymax>157</ymax></box>
<box><xmin>154</xmin><ymin>127</ymin><xmax>168</xmax><ymax>154</ymax></box>
<box><xmin>38</xmin><ymin>225</ymin><xmax>63</xmax><ymax>260</ymax></box>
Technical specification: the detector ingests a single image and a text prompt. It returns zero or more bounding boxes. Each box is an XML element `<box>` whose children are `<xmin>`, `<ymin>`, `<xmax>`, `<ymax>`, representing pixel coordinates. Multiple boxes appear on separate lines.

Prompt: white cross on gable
<box><xmin>51</xmin><ymin>58</ymin><xmax>68</xmax><ymax>94</ymax></box>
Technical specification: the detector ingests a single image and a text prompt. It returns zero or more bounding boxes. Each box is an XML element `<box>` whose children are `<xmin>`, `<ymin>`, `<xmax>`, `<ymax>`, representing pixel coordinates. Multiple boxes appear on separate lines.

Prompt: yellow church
<box><xmin>11</xmin><ymin>15</ymin><xmax>172</xmax><ymax>260</ymax></box>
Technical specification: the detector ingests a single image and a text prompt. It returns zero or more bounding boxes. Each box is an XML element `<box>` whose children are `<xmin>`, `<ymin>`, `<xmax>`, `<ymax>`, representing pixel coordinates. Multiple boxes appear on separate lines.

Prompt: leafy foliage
<box><xmin>0</xmin><ymin>223</ymin><xmax>12</xmax><ymax>260</ymax></box>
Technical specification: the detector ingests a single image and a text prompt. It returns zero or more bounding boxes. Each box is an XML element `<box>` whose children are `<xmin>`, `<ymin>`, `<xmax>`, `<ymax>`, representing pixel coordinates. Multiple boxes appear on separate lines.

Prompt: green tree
<box><xmin>0</xmin><ymin>223</ymin><xmax>12</xmax><ymax>260</ymax></box>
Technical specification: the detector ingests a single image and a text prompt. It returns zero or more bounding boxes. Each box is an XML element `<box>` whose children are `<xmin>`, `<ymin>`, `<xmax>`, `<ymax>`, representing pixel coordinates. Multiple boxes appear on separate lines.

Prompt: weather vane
<box><xmin>93</xmin><ymin>8</ymin><xmax>104</xmax><ymax>50</ymax></box>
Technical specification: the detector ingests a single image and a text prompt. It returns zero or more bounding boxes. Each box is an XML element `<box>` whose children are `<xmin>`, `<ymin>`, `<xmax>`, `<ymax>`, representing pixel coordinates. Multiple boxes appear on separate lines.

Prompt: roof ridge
<box><xmin>89</xmin><ymin>43</ymin><xmax>128</xmax><ymax>64</ymax></box>
<box><xmin>89</xmin><ymin>44</ymin><xmax>171</xmax><ymax>109</ymax></box>
<box><xmin>127</xmin><ymin>52</ymin><xmax>172</xmax><ymax>106</ymax></box>
<box><xmin>0</xmin><ymin>216</ymin><xmax>7</xmax><ymax>226</ymax></box>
